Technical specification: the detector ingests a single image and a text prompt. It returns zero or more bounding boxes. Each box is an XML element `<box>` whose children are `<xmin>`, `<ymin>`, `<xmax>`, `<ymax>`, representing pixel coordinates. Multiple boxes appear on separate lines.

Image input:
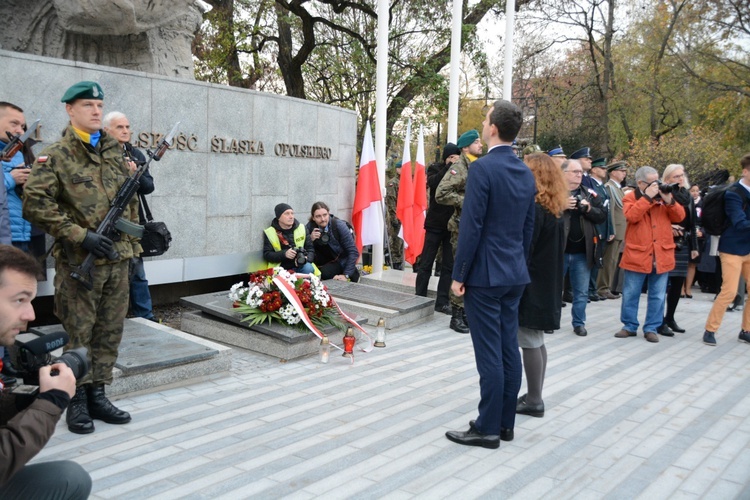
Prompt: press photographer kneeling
<box><xmin>306</xmin><ymin>202</ymin><xmax>360</xmax><ymax>282</ymax></box>
<box><xmin>0</xmin><ymin>245</ymin><xmax>91</xmax><ymax>499</ymax></box>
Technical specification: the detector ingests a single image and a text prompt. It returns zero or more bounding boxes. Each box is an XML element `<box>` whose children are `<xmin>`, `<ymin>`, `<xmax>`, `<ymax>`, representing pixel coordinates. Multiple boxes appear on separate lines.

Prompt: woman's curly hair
<box><xmin>524</xmin><ymin>153</ymin><xmax>569</xmax><ymax>217</ymax></box>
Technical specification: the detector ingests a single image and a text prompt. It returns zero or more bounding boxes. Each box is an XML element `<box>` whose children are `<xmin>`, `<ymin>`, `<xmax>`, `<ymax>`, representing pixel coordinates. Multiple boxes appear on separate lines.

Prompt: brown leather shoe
<box><xmin>603</xmin><ymin>292</ymin><xmax>620</xmax><ymax>300</ymax></box>
<box><xmin>644</xmin><ymin>332</ymin><xmax>660</xmax><ymax>343</ymax></box>
<box><xmin>614</xmin><ymin>329</ymin><xmax>636</xmax><ymax>338</ymax></box>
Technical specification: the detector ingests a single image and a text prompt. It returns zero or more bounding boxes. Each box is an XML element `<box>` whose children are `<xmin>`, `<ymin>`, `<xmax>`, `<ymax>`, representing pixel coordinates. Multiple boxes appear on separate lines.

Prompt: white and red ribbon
<box><xmin>272</xmin><ymin>276</ymin><xmax>374</xmax><ymax>356</ymax></box>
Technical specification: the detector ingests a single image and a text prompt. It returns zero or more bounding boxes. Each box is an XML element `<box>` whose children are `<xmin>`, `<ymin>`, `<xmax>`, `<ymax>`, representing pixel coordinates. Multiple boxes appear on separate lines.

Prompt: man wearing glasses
<box><xmin>561</xmin><ymin>159</ymin><xmax>606</xmax><ymax>337</ymax></box>
<box><xmin>615</xmin><ymin>166</ymin><xmax>685</xmax><ymax>343</ymax></box>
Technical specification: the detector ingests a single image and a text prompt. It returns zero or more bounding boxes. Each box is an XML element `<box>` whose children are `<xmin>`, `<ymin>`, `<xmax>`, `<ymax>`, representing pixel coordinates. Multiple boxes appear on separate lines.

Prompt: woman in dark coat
<box><xmin>659</xmin><ymin>164</ymin><xmax>699</xmax><ymax>335</ymax></box>
<box><xmin>516</xmin><ymin>153</ymin><xmax>569</xmax><ymax>418</ymax></box>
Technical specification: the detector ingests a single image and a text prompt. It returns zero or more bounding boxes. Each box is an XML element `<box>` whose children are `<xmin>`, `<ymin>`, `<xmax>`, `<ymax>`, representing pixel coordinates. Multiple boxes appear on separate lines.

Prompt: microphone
<box><xmin>17</xmin><ymin>331</ymin><xmax>69</xmax><ymax>356</ymax></box>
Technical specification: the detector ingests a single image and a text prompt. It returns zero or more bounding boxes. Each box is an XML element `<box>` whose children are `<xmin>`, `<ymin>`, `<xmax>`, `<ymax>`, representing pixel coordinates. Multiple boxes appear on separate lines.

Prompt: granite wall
<box><xmin>0</xmin><ymin>50</ymin><xmax>358</xmax><ymax>295</ymax></box>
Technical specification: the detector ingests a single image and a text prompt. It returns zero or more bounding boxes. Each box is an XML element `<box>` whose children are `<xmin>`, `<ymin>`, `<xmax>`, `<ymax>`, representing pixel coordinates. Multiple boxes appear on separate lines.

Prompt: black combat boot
<box><xmin>87</xmin><ymin>384</ymin><xmax>131</xmax><ymax>424</ymax></box>
<box><xmin>450</xmin><ymin>305</ymin><xmax>470</xmax><ymax>334</ymax></box>
<box><xmin>461</xmin><ymin>307</ymin><xmax>469</xmax><ymax>328</ymax></box>
<box><xmin>67</xmin><ymin>385</ymin><xmax>95</xmax><ymax>434</ymax></box>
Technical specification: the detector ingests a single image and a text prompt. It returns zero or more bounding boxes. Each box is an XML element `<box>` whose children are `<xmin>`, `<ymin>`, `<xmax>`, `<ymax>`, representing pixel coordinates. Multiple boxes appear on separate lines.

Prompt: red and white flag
<box><xmin>411</xmin><ymin>125</ymin><xmax>427</xmax><ymax>259</ymax></box>
<box><xmin>396</xmin><ymin>120</ymin><xmax>417</xmax><ymax>264</ymax></box>
<box><xmin>351</xmin><ymin>121</ymin><xmax>384</xmax><ymax>254</ymax></box>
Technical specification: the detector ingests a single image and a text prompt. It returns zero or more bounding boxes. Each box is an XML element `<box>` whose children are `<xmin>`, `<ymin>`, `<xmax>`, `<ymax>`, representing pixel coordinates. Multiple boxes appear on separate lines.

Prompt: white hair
<box><xmin>662</xmin><ymin>163</ymin><xmax>690</xmax><ymax>189</ymax></box>
<box><xmin>102</xmin><ymin>111</ymin><xmax>127</xmax><ymax>129</ymax></box>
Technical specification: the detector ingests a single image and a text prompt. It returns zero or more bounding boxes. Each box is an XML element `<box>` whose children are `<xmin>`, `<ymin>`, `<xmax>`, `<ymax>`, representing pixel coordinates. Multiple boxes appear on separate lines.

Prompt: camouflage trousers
<box><xmin>54</xmin><ymin>259</ymin><xmax>129</xmax><ymax>386</ymax></box>
<box><xmin>388</xmin><ymin>225</ymin><xmax>404</xmax><ymax>266</ymax></box>
<box><xmin>449</xmin><ymin>228</ymin><xmax>464</xmax><ymax>308</ymax></box>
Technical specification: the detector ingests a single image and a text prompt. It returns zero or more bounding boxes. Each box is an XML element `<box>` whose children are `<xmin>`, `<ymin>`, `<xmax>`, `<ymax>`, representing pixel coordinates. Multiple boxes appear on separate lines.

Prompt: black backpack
<box><xmin>329</xmin><ymin>214</ymin><xmax>356</xmax><ymax>243</ymax></box>
<box><xmin>701</xmin><ymin>184</ymin><xmax>745</xmax><ymax>236</ymax></box>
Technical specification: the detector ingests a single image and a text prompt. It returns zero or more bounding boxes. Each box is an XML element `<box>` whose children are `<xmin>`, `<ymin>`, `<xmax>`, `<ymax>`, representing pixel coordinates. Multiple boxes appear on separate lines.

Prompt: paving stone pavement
<box><xmin>33</xmin><ymin>289</ymin><xmax>750</xmax><ymax>499</ymax></box>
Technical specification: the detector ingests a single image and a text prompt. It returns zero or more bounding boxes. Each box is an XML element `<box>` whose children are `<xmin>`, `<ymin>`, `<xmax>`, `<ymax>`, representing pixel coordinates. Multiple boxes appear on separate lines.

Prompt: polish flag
<box><xmin>351</xmin><ymin>121</ymin><xmax>384</xmax><ymax>254</ymax></box>
<box><xmin>411</xmin><ymin>125</ymin><xmax>427</xmax><ymax>259</ymax></box>
<box><xmin>396</xmin><ymin>120</ymin><xmax>416</xmax><ymax>264</ymax></box>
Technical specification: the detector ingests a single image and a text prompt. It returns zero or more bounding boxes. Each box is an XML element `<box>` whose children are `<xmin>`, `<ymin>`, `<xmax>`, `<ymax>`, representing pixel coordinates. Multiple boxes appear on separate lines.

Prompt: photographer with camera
<box><xmin>657</xmin><ymin>164</ymin><xmax>699</xmax><ymax>337</ymax></box>
<box><xmin>0</xmin><ymin>245</ymin><xmax>91</xmax><ymax>499</ymax></box>
<box><xmin>306</xmin><ymin>201</ymin><xmax>359</xmax><ymax>282</ymax></box>
<box><xmin>263</xmin><ymin>203</ymin><xmax>317</xmax><ymax>274</ymax></box>
<box><xmin>615</xmin><ymin>166</ymin><xmax>685</xmax><ymax>343</ymax></box>
<box><xmin>561</xmin><ymin>159</ymin><xmax>607</xmax><ymax>337</ymax></box>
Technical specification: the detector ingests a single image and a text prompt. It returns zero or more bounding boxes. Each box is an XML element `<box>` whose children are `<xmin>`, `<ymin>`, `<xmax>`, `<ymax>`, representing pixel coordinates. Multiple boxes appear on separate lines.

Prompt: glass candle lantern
<box><xmin>342</xmin><ymin>327</ymin><xmax>355</xmax><ymax>357</ymax></box>
<box><xmin>319</xmin><ymin>336</ymin><xmax>330</xmax><ymax>363</ymax></box>
<box><xmin>374</xmin><ymin>317</ymin><xmax>386</xmax><ymax>347</ymax></box>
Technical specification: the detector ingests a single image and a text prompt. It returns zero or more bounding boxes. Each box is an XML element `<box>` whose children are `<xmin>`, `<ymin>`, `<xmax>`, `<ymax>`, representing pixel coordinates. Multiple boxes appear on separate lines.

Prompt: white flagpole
<box><xmin>373</xmin><ymin>0</ymin><xmax>389</xmax><ymax>275</ymax></box>
<box><xmin>503</xmin><ymin>0</ymin><xmax>516</xmax><ymax>101</ymax></box>
<box><xmin>447</xmin><ymin>0</ymin><xmax>462</xmax><ymax>143</ymax></box>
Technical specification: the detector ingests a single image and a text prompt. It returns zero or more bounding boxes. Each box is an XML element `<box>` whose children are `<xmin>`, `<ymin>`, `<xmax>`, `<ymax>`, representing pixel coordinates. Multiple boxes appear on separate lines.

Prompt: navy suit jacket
<box><xmin>452</xmin><ymin>145</ymin><xmax>536</xmax><ymax>287</ymax></box>
<box><xmin>719</xmin><ymin>182</ymin><xmax>750</xmax><ymax>256</ymax></box>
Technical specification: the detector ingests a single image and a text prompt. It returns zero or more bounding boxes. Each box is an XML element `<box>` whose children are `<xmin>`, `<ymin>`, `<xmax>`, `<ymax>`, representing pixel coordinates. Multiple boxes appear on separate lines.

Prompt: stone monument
<box><xmin>0</xmin><ymin>0</ymin><xmax>203</xmax><ymax>78</ymax></box>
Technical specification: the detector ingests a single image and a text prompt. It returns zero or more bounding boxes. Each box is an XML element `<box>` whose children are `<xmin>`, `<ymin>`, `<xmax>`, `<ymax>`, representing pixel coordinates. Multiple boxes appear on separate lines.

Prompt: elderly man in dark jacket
<box><xmin>415</xmin><ymin>143</ymin><xmax>460</xmax><ymax>313</ymax></box>
<box><xmin>561</xmin><ymin>159</ymin><xmax>607</xmax><ymax>337</ymax></box>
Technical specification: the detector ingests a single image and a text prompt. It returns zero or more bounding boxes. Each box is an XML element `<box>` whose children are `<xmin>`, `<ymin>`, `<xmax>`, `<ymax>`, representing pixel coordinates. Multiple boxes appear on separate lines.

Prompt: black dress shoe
<box><xmin>446</xmin><ymin>426</ymin><xmax>500</xmax><ymax>449</ymax></box>
<box><xmin>562</xmin><ymin>292</ymin><xmax>573</xmax><ymax>303</ymax></box>
<box><xmin>1</xmin><ymin>373</ymin><xmax>17</xmax><ymax>386</ymax></box>
<box><xmin>468</xmin><ymin>420</ymin><xmax>514</xmax><ymax>441</ymax></box>
<box><xmin>87</xmin><ymin>385</ymin><xmax>131</xmax><ymax>424</ymax></box>
<box><xmin>67</xmin><ymin>386</ymin><xmax>95</xmax><ymax>434</ymax></box>
<box><xmin>665</xmin><ymin>319</ymin><xmax>685</xmax><ymax>333</ymax></box>
<box><xmin>588</xmin><ymin>294</ymin><xmax>600</xmax><ymax>302</ymax></box>
<box><xmin>657</xmin><ymin>324</ymin><xmax>675</xmax><ymax>337</ymax></box>
<box><xmin>574</xmin><ymin>326</ymin><xmax>587</xmax><ymax>337</ymax></box>
<box><xmin>516</xmin><ymin>394</ymin><xmax>545</xmax><ymax>417</ymax></box>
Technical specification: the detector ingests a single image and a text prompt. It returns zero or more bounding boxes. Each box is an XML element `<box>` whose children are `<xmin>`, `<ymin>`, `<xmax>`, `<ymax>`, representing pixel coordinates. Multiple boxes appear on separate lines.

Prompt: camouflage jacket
<box><xmin>434</xmin><ymin>152</ymin><xmax>472</xmax><ymax>231</ymax></box>
<box><xmin>22</xmin><ymin>125</ymin><xmax>141</xmax><ymax>265</ymax></box>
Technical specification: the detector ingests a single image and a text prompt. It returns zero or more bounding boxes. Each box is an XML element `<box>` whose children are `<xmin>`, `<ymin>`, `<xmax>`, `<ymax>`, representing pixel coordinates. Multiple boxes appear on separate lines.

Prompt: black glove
<box><xmin>81</xmin><ymin>231</ymin><xmax>114</xmax><ymax>258</ymax></box>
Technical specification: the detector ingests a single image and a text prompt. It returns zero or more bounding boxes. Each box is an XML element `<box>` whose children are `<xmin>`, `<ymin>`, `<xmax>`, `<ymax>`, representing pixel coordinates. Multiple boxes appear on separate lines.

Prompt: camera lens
<box><xmin>57</xmin><ymin>347</ymin><xmax>90</xmax><ymax>380</ymax></box>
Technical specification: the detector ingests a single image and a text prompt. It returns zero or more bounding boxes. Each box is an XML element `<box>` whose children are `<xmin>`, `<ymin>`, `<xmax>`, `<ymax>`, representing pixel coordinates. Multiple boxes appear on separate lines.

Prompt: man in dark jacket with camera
<box><xmin>561</xmin><ymin>159</ymin><xmax>607</xmax><ymax>337</ymax></box>
<box><xmin>415</xmin><ymin>143</ymin><xmax>460</xmax><ymax>314</ymax></box>
<box><xmin>0</xmin><ymin>245</ymin><xmax>91</xmax><ymax>499</ymax></box>
<box><xmin>263</xmin><ymin>203</ymin><xmax>316</xmax><ymax>273</ymax></box>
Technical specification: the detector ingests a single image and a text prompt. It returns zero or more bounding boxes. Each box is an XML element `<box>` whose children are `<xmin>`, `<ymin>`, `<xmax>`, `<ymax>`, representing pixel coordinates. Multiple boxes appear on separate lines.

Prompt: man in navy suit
<box><xmin>445</xmin><ymin>100</ymin><xmax>536</xmax><ymax>449</ymax></box>
<box><xmin>703</xmin><ymin>153</ymin><xmax>750</xmax><ymax>346</ymax></box>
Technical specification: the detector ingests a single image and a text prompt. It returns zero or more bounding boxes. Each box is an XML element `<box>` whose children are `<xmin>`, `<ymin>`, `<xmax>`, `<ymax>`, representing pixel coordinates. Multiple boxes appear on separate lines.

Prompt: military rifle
<box><xmin>1</xmin><ymin>119</ymin><xmax>41</xmax><ymax>161</ymax></box>
<box><xmin>70</xmin><ymin>122</ymin><xmax>180</xmax><ymax>290</ymax></box>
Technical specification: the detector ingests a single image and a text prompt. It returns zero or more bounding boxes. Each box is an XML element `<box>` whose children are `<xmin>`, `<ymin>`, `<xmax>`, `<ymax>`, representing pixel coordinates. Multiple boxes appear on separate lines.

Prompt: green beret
<box><xmin>61</xmin><ymin>81</ymin><xmax>104</xmax><ymax>103</ymax></box>
<box><xmin>457</xmin><ymin>130</ymin><xmax>479</xmax><ymax>149</ymax></box>
<box><xmin>591</xmin><ymin>157</ymin><xmax>607</xmax><ymax>168</ymax></box>
<box><xmin>606</xmin><ymin>160</ymin><xmax>628</xmax><ymax>173</ymax></box>
<box><xmin>395</xmin><ymin>161</ymin><xmax>402</xmax><ymax>169</ymax></box>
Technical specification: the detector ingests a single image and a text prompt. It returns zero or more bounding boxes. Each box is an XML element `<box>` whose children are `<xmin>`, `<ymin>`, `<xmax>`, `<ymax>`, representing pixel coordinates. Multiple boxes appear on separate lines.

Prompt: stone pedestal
<box><xmin>28</xmin><ymin>318</ymin><xmax>232</xmax><ymax>397</ymax></box>
<box><xmin>180</xmin><ymin>291</ymin><xmax>352</xmax><ymax>361</ymax></box>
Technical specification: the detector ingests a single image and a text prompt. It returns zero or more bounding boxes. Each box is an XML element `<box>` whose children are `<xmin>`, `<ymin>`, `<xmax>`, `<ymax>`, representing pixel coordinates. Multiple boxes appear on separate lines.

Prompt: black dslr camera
<box><xmin>653</xmin><ymin>181</ymin><xmax>680</xmax><ymax>199</ymax></box>
<box><xmin>294</xmin><ymin>247</ymin><xmax>309</xmax><ymax>267</ymax></box>
<box><xmin>574</xmin><ymin>194</ymin><xmax>587</xmax><ymax>212</ymax></box>
<box><xmin>319</xmin><ymin>228</ymin><xmax>330</xmax><ymax>245</ymax></box>
<box><xmin>14</xmin><ymin>332</ymin><xmax>90</xmax><ymax>389</ymax></box>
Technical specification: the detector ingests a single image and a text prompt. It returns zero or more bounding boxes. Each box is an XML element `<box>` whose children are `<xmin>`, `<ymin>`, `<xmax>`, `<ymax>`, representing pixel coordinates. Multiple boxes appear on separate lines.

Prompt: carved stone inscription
<box><xmin>132</xmin><ymin>131</ymin><xmax>332</xmax><ymax>159</ymax></box>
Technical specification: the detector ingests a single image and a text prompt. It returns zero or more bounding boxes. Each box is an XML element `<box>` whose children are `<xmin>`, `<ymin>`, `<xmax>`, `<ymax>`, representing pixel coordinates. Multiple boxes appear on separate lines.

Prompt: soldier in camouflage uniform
<box><xmin>385</xmin><ymin>162</ymin><xmax>404</xmax><ymax>270</ymax></box>
<box><xmin>435</xmin><ymin>130</ymin><xmax>483</xmax><ymax>333</ymax></box>
<box><xmin>22</xmin><ymin>81</ymin><xmax>139</xmax><ymax>434</ymax></box>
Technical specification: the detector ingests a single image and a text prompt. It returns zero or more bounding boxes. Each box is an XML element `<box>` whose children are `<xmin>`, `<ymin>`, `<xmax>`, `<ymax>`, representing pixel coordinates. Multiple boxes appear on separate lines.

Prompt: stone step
<box><xmin>360</xmin><ymin>269</ymin><xmax>439</xmax><ymax>298</ymax></box>
<box><xmin>323</xmin><ymin>279</ymin><xmax>435</xmax><ymax>329</ymax></box>
<box><xmin>26</xmin><ymin>319</ymin><xmax>232</xmax><ymax>397</ymax></box>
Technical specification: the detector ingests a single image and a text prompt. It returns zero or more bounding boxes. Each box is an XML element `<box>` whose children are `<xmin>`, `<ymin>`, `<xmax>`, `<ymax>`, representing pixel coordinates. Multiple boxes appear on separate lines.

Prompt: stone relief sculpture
<box><xmin>0</xmin><ymin>0</ymin><xmax>205</xmax><ymax>78</ymax></box>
